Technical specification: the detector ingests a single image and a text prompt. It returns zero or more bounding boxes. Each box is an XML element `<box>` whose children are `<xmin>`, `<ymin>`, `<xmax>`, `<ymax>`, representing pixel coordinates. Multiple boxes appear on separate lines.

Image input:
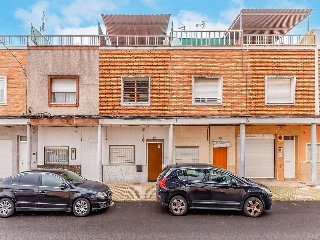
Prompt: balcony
<box><xmin>0</xmin><ymin>31</ymin><xmax>316</xmax><ymax>47</ymax></box>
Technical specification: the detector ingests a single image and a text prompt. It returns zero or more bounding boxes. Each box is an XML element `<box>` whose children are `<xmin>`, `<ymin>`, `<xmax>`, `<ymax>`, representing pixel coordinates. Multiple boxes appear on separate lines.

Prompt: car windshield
<box><xmin>59</xmin><ymin>170</ymin><xmax>86</xmax><ymax>185</ymax></box>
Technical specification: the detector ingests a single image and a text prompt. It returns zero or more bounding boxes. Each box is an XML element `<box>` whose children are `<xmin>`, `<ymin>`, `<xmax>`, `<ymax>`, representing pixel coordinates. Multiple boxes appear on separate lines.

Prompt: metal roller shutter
<box><xmin>0</xmin><ymin>140</ymin><xmax>12</xmax><ymax>178</ymax></box>
<box><xmin>238</xmin><ymin>136</ymin><xmax>274</xmax><ymax>178</ymax></box>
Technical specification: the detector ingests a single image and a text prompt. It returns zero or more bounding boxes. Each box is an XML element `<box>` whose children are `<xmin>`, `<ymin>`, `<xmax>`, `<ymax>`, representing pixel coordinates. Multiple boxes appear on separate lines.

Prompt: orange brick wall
<box><xmin>99</xmin><ymin>48</ymin><xmax>317</xmax><ymax>117</ymax></box>
<box><xmin>0</xmin><ymin>49</ymin><xmax>27</xmax><ymax>116</ymax></box>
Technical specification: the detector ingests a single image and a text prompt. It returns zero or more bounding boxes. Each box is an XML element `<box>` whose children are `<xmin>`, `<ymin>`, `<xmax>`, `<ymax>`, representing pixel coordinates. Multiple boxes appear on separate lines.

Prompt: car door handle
<box><xmin>39</xmin><ymin>190</ymin><xmax>49</xmax><ymax>194</ymax></box>
<box><xmin>14</xmin><ymin>189</ymin><xmax>23</xmax><ymax>192</ymax></box>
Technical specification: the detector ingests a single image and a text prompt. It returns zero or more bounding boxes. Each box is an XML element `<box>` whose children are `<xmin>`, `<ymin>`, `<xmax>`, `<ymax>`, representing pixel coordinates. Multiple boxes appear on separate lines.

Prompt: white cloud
<box><xmin>14</xmin><ymin>1</ymin><xmax>49</xmax><ymax>31</ymax></box>
<box><xmin>171</xmin><ymin>10</ymin><xmax>229</xmax><ymax>32</ymax></box>
<box><xmin>54</xmin><ymin>25</ymin><xmax>99</xmax><ymax>35</ymax></box>
<box><xmin>14</xmin><ymin>0</ymin><xmax>117</xmax><ymax>35</ymax></box>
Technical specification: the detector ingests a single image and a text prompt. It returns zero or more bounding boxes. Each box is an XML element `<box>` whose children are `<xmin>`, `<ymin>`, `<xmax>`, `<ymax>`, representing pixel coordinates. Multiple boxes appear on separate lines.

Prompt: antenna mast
<box><xmin>40</xmin><ymin>11</ymin><xmax>46</xmax><ymax>33</ymax></box>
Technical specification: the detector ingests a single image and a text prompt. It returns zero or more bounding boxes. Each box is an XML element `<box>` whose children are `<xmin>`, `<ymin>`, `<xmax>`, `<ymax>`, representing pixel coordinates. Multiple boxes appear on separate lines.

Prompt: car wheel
<box><xmin>169</xmin><ymin>195</ymin><xmax>188</xmax><ymax>216</ymax></box>
<box><xmin>243</xmin><ymin>197</ymin><xmax>264</xmax><ymax>217</ymax></box>
<box><xmin>73</xmin><ymin>198</ymin><xmax>91</xmax><ymax>217</ymax></box>
<box><xmin>0</xmin><ymin>198</ymin><xmax>15</xmax><ymax>218</ymax></box>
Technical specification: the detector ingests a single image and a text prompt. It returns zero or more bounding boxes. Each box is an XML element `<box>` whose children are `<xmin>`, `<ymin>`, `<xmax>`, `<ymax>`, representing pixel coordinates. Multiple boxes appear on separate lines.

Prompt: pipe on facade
<box><xmin>168</xmin><ymin>124</ymin><xmax>173</xmax><ymax>164</ymax></box>
<box><xmin>311</xmin><ymin>123</ymin><xmax>318</xmax><ymax>186</ymax></box>
<box><xmin>315</xmin><ymin>46</ymin><xmax>319</xmax><ymax>115</ymax></box>
<box><xmin>97</xmin><ymin>124</ymin><xmax>102</xmax><ymax>182</ymax></box>
<box><xmin>26</xmin><ymin>124</ymin><xmax>31</xmax><ymax>171</ymax></box>
<box><xmin>240</xmin><ymin>123</ymin><xmax>245</xmax><ymax>177</ymax></box>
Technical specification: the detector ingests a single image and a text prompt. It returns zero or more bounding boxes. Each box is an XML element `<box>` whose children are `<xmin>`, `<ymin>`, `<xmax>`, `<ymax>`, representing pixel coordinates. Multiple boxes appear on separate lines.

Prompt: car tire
<box><xmin>73</xmin><ymin>198</ymin><xmax>91</xmax><ymax>217</ymax></box>
<box><xmin>243</xmin><ymin>196</ymin><xmax>264</xmax><ymax>217</ymax></box>
<box><xmin>0</xmin><ymin>198</ymin><xmax>15</xmax><ymax>218</ymax></box>
<box><xmin>169</xmin><ymin>195</ymin><xmax>188</xmax><ymax>216</ymax></box>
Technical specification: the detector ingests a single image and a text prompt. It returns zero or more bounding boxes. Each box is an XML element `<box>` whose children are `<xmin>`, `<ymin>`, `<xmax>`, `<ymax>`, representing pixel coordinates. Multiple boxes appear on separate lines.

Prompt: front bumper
<box><xmin>92</xmin><ymin>199</ymin><xmax>114</xmax><ymax>211</ymax></box>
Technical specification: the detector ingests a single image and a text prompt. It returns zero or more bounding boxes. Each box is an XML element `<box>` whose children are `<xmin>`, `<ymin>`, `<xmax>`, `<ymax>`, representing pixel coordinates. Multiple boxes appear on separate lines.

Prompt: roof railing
<box><xmin>0</xmin><ymin>32</ymin><xmax>316</xmax><ymax>47</ymax></box>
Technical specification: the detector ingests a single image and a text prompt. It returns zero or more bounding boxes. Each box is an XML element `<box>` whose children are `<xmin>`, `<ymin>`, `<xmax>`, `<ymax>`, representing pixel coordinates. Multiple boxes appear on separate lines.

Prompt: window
<box><xmin>306</xmin><ymin>143</ymin><xmax>320</xmax><ymax>163</ymax></box>
<box><xmin>121</xmin><ymin>77</ymin><xmax>150</xmax><ymax>105</ymax></box>
<box><xmin>44</xmin><ymin>146</ymin><xmax>69</xmax><ymax>165</ymax></box>
<box><xmin>0</xmin><ymin>76</ymin><xmax>7</xmax><ymax>105</ymax></box>
<box><xmin>175</xmin><ymin>146</ymin><xmax>199</xmax><ymax>164</ymax></box>
<box><xmin>184</xmin><ymin>169</ymin><xmax>206</xmax><ymax>181</ymax></box>
<box><xmin>209</xmin><ymin>169</ymin><xmax>232</xmax><ymax>184</ymax></box>
<box><xmin>193</xmin><ymin>76</ymin><xmax>222</xmax><ymax>104</ymax></box>
<box><xmin>48</xmin><ymin>75</ymin><xmax>79</xmax><ymax>106</ymax></box>
<box><xmin>109</xmin><ymin>145</ymin><xmax>135</xmax><ymax>165</ymax></box>
<box><xmin>265</xmin><ymin>76</ymin><xmax>296</xmax><ymax>105</ymax></box>
<box><xmin>13</xmin><ymin>173</ymin><xmax>39</xmax><ymax>186</ymax></box>
<box><xmin>41</xmin><ymin>174</ymin><xmax>64</xmax><ymax>187</ymax></box>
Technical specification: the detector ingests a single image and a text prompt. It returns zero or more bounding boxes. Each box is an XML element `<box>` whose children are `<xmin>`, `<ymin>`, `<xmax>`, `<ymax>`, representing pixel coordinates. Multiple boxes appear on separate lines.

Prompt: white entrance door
<box><xmin>0</xmin><ymin>140</ymin><xmax>12</xmax><ymax>178</ymax></box>
<box><xmin>284</xmin><ymin>137</ymin><xmax>295</xmax><ymax>178</ymax></box>
<box><xmin>19</xmin><ymin>136</ymin><xmax>28</xmax><ymax>172</ymax></box>
<box><xmin>81</xmin><ymin>141</ymin><xmax>98</xmax><ymax>181</ymax></box>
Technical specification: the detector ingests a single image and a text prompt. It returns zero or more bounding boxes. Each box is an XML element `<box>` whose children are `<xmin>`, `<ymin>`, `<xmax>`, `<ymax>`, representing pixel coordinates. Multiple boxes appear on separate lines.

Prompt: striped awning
<box><xmin>229</xmin><ymin>9</ymin><xmax>313</xmax><ymax>35</ymax></box>
<box><xmin>101</xmin><ymin>14</ymin><xmax>170</xmax><ymax>36</ymax></box>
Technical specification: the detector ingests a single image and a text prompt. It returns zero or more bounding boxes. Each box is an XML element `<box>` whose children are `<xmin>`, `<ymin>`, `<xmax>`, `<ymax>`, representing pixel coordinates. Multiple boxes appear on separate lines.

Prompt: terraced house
<box><xmin>0</xmin><ymin>9</ymin><xmax>319</xmax><ymax>184</ymax></box>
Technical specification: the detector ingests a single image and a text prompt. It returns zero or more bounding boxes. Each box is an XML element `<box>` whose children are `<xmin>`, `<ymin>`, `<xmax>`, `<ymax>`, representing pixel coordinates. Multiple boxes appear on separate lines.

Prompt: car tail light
<box><xmin>158</xmin><ymin>177</ymin><xmax>168</xmax><ymax>188</ymax></box>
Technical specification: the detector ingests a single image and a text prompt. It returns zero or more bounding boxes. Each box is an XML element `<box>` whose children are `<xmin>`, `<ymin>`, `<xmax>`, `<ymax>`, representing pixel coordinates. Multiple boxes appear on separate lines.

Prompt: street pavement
<box><xmin>107</xmin><ymin>179</ymin><xmax>320</xmax><ymax>201</ymax></box>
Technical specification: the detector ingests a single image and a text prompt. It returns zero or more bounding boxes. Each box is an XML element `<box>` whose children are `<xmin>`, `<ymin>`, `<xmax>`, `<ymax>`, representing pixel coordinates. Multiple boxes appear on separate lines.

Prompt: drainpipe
<box><xmin>315</xmin><ymin>46</ymin><xmax>319</xmax><ymax>115</ymax></box>
<box><xmin>97</xmin><ymin>124</ymin><xmax>102</xmax><ymax>182</ymax></box>
<box><xmin>240</xmin><ymin>123</ymin><xmax>245</xmax><ymax>177</ymax></box>
<box><xmin>26</xmin><ymin>124</ymin><xmax>31</xmax><ymax>171</ymax></box>
<box><xmin>311</xmin><ymin>123</ymin><xmax>318</xmax><ymax>186</ymax></box>
<box><xmin>168</xmin><ymin>124</ymin><xmax>173</xmax><ymax>164</ymax></box>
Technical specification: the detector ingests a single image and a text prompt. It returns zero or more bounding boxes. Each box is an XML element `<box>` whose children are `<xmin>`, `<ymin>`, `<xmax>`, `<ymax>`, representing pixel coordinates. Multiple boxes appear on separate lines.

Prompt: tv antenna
<box><xmin>178</xmin><ymin>23</ymin><xmax>185</xmax><ymax>31</ymax></box>
<box><xmin>196</xmin><ymin>20</ymin><xmax>205</xmax><ymax>29</ymax></box>
<box><xmin>40</xmin><ymin>11</ymin><xmax>46</xmax><ymax>33</ymax></box>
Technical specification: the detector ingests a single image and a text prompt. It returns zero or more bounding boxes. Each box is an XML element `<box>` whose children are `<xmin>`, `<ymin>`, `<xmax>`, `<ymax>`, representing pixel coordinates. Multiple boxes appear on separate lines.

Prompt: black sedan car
<box><xmin>156</xmin><ymin>163</ymin><xmax>272</xmax><ymax>217</ymax></box>
<box><xmin>0</xmin><ymin>169</ymin><xmax>113</xmax><ymax>218</ymax></box>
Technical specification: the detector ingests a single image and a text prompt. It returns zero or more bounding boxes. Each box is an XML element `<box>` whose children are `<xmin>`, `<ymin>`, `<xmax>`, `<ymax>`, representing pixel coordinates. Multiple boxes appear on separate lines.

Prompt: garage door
<box><xmin>0</xmin><ymin>140</ymin><xmax>13</xmax><ymax>179</ymax></box>
<box><xmin>238</xmin><ymin>136</ymin><xmax>274</xmax><ymax>178</ymax></box>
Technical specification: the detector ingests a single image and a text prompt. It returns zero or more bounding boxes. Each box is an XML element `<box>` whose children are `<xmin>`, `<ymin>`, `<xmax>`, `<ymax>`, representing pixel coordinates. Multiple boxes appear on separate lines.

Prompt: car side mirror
<box><xmin>59</xmin><ymin>183</ymin><xmax>68</xmax><ymax>190</ymax></box>
<box><xmin>230</xmin><ymin>179</ymin><xmax>238</xmax><ymax>187</ymax></box>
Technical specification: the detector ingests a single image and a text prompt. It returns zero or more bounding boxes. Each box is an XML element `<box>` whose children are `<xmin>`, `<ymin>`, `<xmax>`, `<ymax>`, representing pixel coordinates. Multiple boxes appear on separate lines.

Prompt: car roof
<box><xmin>23</xmin><ymin>168</ymin><xmax>68</xmax><ymax>174</ymax></box>
<box><xmin>167</xmin><ymin>163</ymin><xmax>218</xmax><ymax>169</ymax></box>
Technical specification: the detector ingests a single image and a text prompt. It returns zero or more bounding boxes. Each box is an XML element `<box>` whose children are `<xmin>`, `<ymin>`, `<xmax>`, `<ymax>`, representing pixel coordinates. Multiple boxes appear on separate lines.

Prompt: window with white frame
<box><xmin>193</xmin><ymin>76</ymin><xmax>222</xmax><ymax>104</ymax></box>
<box><xmin>109</xmin><ymin>145</ymin><xmax>135</xmax><ymax>164</ymax></box>
<box><xmin>0</xmin><ymin>76</ymin><xmax>7</xmax><ymax>105</ymax></box>
<box><xmin>306</xmin><ymin>143</ymin><xmax>320</xmax><ymax>163</ymax></box>
<box><xmin>44</xmin><ymin>146</ymin><xmax>69</xmax><ymax>165</ymax></box>
<box><xmin>121</xmin><ymin>77</ymin><xmax>150</xmax><ymax>105</ymax></box>
<box><xmin>265</xmin><ymin>76</ymin><xmax>296</xmax><ymax>105</ymax></box>
<box><xmin>175</xmin><ymin>146</ymin><xmax>199</xmax><ymax>164</ymax></box>
<box><xmin>48</xmin><ymin>75</ymin><xmax>79</xmax><ymax>106</ymax></box>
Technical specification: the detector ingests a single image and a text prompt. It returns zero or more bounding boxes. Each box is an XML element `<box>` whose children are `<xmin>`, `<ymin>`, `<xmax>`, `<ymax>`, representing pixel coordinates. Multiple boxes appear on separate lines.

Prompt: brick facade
<box><xmin>0</xmin><ymin>49</ymin><xmax>27</xmax><ymax>116</ymax></box>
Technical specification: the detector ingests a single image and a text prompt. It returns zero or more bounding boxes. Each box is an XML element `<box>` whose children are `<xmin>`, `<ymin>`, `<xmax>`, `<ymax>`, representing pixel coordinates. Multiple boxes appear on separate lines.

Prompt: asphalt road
<box><xmin>1</xmin><ymin>201</ymin><xmax>320</xmax><ymax>240</ymax></box>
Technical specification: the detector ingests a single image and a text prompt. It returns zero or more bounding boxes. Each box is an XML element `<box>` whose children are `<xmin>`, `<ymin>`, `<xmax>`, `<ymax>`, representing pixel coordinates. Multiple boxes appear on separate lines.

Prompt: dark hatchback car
<box><xmin>156</xmin><ymin>164</ymin><xmax>272</xmax><ymax>217</ymax></box>
<box><xmin>0</xmin><ymin>169</ymin><xmax>113</xmax><ymax>218</ymax></box>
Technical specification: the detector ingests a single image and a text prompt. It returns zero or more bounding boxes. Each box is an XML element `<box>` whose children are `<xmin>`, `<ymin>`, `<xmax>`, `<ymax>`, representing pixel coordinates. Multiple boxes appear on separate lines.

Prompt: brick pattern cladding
<box><xmin>0</xmin><ymin>50</ymin><xmax>27</xmax><ymax>116</ymax></box>
<box><xmin>99</xmin><ymin>49</ymin><xmax>317</xmax><ymax>117</ymax></box>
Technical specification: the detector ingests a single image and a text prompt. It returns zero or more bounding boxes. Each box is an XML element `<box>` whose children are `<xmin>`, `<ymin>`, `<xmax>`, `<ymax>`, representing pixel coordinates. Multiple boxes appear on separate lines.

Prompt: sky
<box><xmin>0</xmin><ymin>0</ymin><xmax>319</xmax><ymax>35</ymax></box>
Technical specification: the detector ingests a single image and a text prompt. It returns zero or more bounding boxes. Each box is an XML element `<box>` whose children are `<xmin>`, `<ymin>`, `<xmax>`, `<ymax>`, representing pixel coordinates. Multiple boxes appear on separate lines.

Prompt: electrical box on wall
<box><xmin>32</xmin><ymin>152</ymin><xmax>37</xmax><ymax>163</ymax></box>
<box><xmin>71</xmin><ymin>148</ymin><xmax>76</xmax><ymax>160</ymax></box>
<box><xmin>278</xmin><ymin>147</ymin><xmax>283</xmax><ymax>158</ymax></box>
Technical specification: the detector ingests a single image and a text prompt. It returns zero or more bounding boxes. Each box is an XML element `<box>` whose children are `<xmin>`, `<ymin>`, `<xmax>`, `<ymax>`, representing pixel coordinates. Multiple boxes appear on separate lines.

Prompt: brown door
<box><xmin>213</xmin><ymin>147</ymin><xmax>227</xmax><ymax>169</ymax></box>
<box><xmin>148</xmin><ymin>142</ymin><xmax>163</xmax><ymax>181</ymax></box>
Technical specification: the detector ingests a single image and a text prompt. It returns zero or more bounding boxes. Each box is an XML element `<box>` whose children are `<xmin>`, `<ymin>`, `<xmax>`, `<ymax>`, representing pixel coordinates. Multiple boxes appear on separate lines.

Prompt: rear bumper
<box><xmin>156</xmin><ymin>189</ymin><xmax>169</xmax><ymax>206</ymax></box>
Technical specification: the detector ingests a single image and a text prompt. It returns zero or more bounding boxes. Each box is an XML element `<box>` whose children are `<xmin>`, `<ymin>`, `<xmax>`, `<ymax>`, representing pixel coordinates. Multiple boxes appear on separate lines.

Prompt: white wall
<box><xmin>102</xmin><ymin>125</ymin><xmax>169</xmax><ymax>182</ymax></box>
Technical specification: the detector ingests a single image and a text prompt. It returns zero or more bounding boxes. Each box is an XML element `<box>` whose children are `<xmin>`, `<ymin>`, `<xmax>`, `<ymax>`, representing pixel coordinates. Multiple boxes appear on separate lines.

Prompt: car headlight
<box><xmin>95</xmin><ymin>192</ymin><xmax>107</xmax><ymax>199</ymax></box>
<box><xmin>261</xmin><ymin>187</ymin><xmax>272</xmax><ymax>195</ymax></box>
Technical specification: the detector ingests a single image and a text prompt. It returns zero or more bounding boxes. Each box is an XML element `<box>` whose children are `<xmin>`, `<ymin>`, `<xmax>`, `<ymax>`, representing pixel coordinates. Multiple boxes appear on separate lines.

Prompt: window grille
<box><xmin>122</xmin><ymin>77</ymin><xmax>149</xmax><ymax>105</ymax></box>
<box><xmin>109</xmin><ymin>145</ymin><xmax>135</xmax><ymax>164</ymax></box>
<box><xmin>306</xmin><ymin>143</ymin><xmax>320</xmax><ymax>163</ymax></box>
<box><xmin>44</xmin><ymin>146</ymin><xmax>69</xmax><ymax>165</ymax></box>
<box><xmin>175</xmin><ymin>146</ymin><xmax>199</xmax><ymax>164</ymax></box>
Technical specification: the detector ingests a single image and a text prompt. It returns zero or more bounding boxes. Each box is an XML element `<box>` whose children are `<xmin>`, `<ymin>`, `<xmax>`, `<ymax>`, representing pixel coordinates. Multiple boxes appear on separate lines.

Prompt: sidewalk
<box><xmin>107</xmin><ymin>180</ymin><xmax>320</xmax><ymax>201</ymax></box>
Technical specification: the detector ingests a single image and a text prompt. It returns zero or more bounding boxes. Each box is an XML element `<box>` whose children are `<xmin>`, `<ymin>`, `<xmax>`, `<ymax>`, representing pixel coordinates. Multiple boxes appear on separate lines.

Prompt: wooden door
<box><xmin>148</xmin><ymin>142</ymin><xmax>163</xmax><ymax>181</ymax></box>
<box><xmin>213</xmin><ymin>147</ymin><xmax>227</xmax><ymax>169</ymax></box>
